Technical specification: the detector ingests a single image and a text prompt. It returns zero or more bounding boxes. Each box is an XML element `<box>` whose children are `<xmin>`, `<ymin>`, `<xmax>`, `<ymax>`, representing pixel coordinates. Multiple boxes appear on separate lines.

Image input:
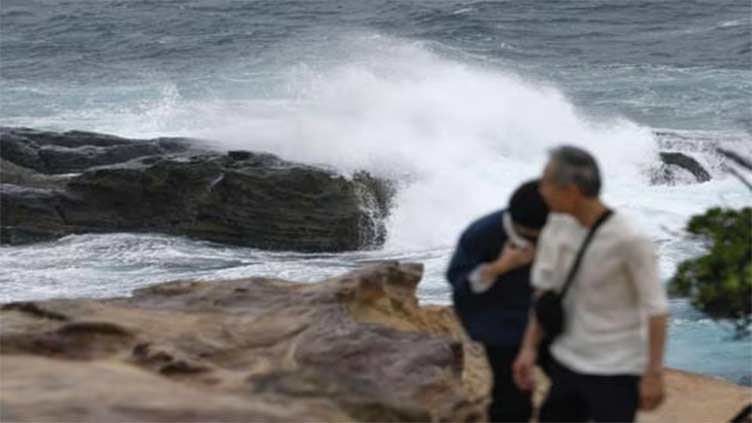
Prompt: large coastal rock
<box><xmin>1</xmin><ymin>263</ymin><xmax>749</xmax><ymax>422</ymax></box>
<box><xmin>0</xmin><ymin>263</ymin><xmax>487</xmax><ymax>422</ymax></box>
<box><xmin>0</xmin><ymin>128</ymin><xmax>393</xmax><ymax>251</ymax></box>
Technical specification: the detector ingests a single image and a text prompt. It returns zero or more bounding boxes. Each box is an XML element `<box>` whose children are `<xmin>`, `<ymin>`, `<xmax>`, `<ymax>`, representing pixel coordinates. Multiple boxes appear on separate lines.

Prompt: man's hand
<box><xmin>491</xmin><ymin>242</ymin><xmax>535</xmax><ymax>273</ymax></box>
<box><xmin>512</xmin><ymin>346</ymin><xmax>537</xmax><ymax>392</ymax></box>
<box><xmin>477</xmin><ymin>242</ymin><xmax>535</xmax><ymax>283</ymax></box>
<box><xmin>639</xmin><ymin>370</ymin><xmax>665</xmax><ymax>411</ymax></box>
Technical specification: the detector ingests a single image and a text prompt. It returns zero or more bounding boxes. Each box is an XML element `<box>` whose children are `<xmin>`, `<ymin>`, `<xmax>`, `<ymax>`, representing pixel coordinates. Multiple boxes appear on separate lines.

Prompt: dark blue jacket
<box><xmin>446</xmin><ymin>210</ymin><xmax>533</xmax><ymax>347</ymax></box>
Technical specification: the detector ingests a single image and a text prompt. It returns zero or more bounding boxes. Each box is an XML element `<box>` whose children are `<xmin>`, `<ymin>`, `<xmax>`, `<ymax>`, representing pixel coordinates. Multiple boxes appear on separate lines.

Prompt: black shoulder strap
<box><xmin>560</xmin><ymin>210</ymin><xmax>613</xmax><ymax>297</ymax></box>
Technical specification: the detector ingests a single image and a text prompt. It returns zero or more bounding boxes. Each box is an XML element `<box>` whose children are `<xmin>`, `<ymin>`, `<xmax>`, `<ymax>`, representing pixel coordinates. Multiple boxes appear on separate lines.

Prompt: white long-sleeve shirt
<box><xmin>532</xmin><ymin>212</ymin><xmax>669</xmax><ymax>375</ymax></box>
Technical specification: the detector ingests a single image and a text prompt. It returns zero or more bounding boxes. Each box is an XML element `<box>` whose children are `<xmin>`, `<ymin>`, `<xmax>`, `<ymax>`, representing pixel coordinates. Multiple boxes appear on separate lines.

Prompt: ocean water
<box><xmin>1</xmin><ymin>0</ymin><xmax>750</xmax><ymax>384</ymax></box>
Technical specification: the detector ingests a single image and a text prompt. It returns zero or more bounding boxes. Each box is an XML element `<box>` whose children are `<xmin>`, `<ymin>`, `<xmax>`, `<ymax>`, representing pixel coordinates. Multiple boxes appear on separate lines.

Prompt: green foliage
<box><xmin>670</xmin><ymin>207</ymin><xmax>752</xmax><ymax>337</ymax></box>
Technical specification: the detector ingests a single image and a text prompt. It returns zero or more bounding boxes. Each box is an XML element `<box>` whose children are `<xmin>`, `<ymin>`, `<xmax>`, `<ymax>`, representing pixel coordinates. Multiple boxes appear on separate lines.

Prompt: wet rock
<box><xmin>0</xmin><ymin>159</ymin><xmax>71</xmax><ymax>189</ymax></box>
<box><xmin>0</xmin><ymin>128</ymin><xmax>394</xmax><ymax>251</ymax></box>
<box><xmin>651</xmin><ymin>151</ymin><xmax>712</xmax><ymax>185</ymax></box>
<box><xmin>227</xmin><ymin>150</ymin><xmax>253</xmax><ymax>161</ymax></box>
<box><xmin>0</xmin><ymin>184</ymin><xmax>72</xmax><ymax>244</ymax></box>
<box><xmin>0</xmin><ymin>127</ymin><xmax>196</xmax><ymax>174</ymax></box>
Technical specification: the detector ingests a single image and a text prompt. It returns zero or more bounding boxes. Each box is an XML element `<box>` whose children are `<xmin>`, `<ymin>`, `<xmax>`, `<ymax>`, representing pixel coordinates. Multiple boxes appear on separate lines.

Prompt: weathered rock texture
<box><xmin>1</xmin><ymin>263</ymin><xmax>749</xmax><ymax>422</ymax></box>
<box><xmin>0</xmin><ymin>263</ymin><xmax>486</xmax><ymax>422</ymax></box>
<box><xmin>0</xmin><ymin>127</ymin><xmax>393</xmax><ymax>251</ymax></box>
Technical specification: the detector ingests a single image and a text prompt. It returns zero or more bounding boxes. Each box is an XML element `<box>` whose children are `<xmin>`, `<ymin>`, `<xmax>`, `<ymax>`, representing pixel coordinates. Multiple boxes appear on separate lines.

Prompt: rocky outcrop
<box><xmin>650</xmin><ymin>130</ymin><xmax>752</xmax><ymax>186</ymax></box>
<box><xmin>0</xmin><ymin>128</ymin><xmax>394</xmax><ymax>251</ymax></box>
<box><xmin>1</xmin><ymin>263</ymin><xmax>749</xmax><ymax>423</ymax></box>
<box><xmin>649</xmin><ymin>132</ymin><xmax>718</xmax><ymax>185</ymax></box>
<box><xmin>0</xmin><ymin>263</ymin><xmax>488</xmax><ymax>422</ymax></box>
<box><xmin>652</xmin><ymin>151</ymin><xmax>712</xmax><ymax>185</ymax></box>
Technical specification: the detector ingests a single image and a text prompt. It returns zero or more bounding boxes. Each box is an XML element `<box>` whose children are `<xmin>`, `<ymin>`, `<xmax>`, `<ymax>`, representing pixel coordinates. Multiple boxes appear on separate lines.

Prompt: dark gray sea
<box><xmin>1</xmin><ymin>0</ymin><xmax>750</xmax><ymax>384</ymax></box>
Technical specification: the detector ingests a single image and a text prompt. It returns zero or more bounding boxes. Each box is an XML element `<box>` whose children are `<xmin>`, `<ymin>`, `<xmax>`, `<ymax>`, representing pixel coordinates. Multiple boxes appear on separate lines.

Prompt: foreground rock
<box><xmin>1</xmin><ymin>263</ymin><xmax>749</xmax><ymax>422</ymax></box>
<box><xmin>0</xmin><ymin>127</ymin><xmax>393</xmax><ymax>251</ymax></box>
<box><xmin>0</xmin><ymin>263</ymin><xmax>486</xmax><ymax>422</ymax></box>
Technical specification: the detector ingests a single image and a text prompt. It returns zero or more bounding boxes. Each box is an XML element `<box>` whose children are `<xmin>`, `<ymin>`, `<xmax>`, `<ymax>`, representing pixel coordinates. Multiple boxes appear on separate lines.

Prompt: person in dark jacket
<box><xmin>446</xmin><ymin>180</ymin><xmax>549</xmax><ymax>422</ymax></box>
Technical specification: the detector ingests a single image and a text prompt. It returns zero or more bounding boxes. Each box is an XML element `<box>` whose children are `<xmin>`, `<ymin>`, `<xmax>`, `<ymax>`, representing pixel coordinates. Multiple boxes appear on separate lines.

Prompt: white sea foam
<box><xmin>179</xmin><ymin>36</ymin><xmax>746</xmax><ymax>253</ymax></box>
<box><xmin>140</xmin><ymin>36</ymin><xmax>659</xmax><ymax>248</ymax></box>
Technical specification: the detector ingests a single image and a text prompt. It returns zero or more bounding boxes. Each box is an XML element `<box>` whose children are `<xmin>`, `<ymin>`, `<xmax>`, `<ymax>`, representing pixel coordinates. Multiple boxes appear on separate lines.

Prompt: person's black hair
<box><xmin>508</xmin><ymin>179</ymin><xmax>549</xmax><ymax>229</ymax></box>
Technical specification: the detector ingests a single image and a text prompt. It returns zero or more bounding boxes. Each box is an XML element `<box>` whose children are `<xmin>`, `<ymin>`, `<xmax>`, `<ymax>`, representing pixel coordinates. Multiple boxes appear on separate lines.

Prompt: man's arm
<box><xmin>446</xmin><ymin>231</ymin><xmax>482</xmax><ymax>297</ymax></box>
<box><xmin>625</xmin><ymin>237</ymin><xmax>670</xmax><ymax>411</ymax></box>
<box><xmin>513</xmin><ymin>300</ymin><xmax>544</xmax><ymax>391</ymax></box>
<box><xmin>512</xmin><ymin>219</ymin><xmax>559</xmax><ymax>391</ymax></box>
<box><xmin>646</xmin><ymin>314</ymin><xmax>668</xmax><ymax>374</ymax></box>
<box><xmin>641</xmin><ymin>313</ymin><xmax>668</xmax><ymax>410</ymax></box>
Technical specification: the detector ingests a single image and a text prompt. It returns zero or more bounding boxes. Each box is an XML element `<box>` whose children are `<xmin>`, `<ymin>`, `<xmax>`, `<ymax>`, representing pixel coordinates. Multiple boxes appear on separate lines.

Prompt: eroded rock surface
<box><xmin>0</xmin><ymin>263</ymin><xmax>487</xmax><ymax>422</ymax></box>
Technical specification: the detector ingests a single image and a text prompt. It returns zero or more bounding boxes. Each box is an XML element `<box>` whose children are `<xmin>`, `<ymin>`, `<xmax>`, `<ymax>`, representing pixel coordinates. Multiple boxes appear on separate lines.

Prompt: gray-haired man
<box><xmin>513</xmin><ymin>146</ymin><xmax>669</xmax><ymax>422</ymax></box>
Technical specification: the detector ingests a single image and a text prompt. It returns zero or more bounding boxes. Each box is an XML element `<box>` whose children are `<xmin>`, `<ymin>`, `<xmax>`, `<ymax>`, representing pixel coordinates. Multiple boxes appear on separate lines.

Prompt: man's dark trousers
<box><xmin>484</xmin><ymin>344</ymin><xmax>532</xmax><ymax>422</ymax></box>
<box><xmin>539</xmin><ymin>358</ymin><xmax>640</xmax><ymax>422</ymax></box>
<box><xmin>446</xmin><ymin>210</ymin><xmax>534</xmax><ymax>422</ymax></box>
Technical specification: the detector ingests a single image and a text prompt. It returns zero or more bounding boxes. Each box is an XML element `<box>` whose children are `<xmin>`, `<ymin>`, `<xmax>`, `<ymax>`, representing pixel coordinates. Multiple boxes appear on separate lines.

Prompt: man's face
<box><xmin>540</xmin><ymin>160</ymin><xmax>577</xmax><ymax>213</ymax></box>
<box><xmin>513</xmin><ymin>224</ymin><xmax>541</xmax><ymax>245</ymax></box>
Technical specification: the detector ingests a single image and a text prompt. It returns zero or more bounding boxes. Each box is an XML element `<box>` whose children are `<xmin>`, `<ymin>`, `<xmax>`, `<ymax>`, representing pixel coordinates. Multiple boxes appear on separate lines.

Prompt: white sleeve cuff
<box><xmin>468</xmin><ymin>264</ymin><xmax>495</xmax><ymax>293</ymax></box>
